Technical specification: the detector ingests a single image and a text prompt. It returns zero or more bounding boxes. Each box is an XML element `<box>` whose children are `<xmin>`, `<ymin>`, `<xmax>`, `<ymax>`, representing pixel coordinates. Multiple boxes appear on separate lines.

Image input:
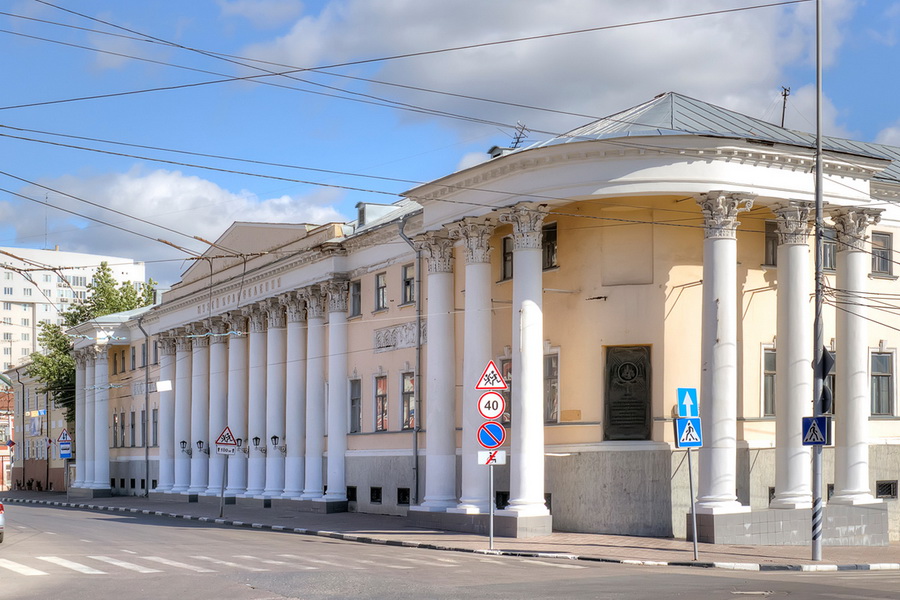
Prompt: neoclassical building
<box><xmin>66</xmin><ymin>93</ymin><xmax>900</xmax><ymax>542</ymax></box>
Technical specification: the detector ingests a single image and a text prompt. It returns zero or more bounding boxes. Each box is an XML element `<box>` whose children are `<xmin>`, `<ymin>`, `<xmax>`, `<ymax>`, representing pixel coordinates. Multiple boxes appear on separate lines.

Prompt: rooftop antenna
<box><xmin>44</xmin><ymin>193</ymin><xmax>49</xmax><ymax>250</ymax></box>
<box><xmin>780</xmin><ymin>86</ymin><xmax>791</xmax><ymax>127</ymax></box>
<box><xmin>510</xmin><ymin>121</ymin><xmax>529</xmax><ymax>149</ymax></box>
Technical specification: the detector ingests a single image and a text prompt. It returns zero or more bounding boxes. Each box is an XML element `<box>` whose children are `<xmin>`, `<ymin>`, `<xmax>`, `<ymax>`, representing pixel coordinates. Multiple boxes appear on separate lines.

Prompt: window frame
<box><xmin>401</xmin><ymin>264</ymin><xmax>415</xmax><ymax>305</ymax></box>
<box><xmin>401</xmin><ymin>372</ymin><xmax>415</xmax><ymax>430</ymax></box>
<box><xmin>374</xmin><ymin>272</ymin><xmax>387</xmax><ymax>311</ymax></box>
<box><xmin>501</xmin><ymin>236</ymin><xmax>514</xmax><ymax>281</ymax></box>
<box><xmin>762</xmin><ymin>347</ymin><xmax>776</xmax><ymax>417</ymax></box>
<box><xmin>349</xmin><ymin>379</ymin><xmax>362</xmax><ymax>433</ymax></box>
<box><xmin>542</xmin><ymin>222</ymin><xmax>558</xmax><ymax>270</ymax></box>
<box><xmin>823</xmin><ymin>228</ymin><xmax>837</xmax><ymax>272</ymax></box>
<box><xmin>544</xmin><ymin>353</ymin><xmax>559</xmax><ymax>423</ymax></box>
<box><xmin>349</xmin><ymin>280</ymin><xmax>362</xmax><ymax>317</ymax></box>
<box><xmin>871</xmin><ymin>350</ymin><xmax>894</xmax><ymax>416</ymax></box>
<box><xmin>374</xmin><ymin>375</ymin><xmax>388</xmax><ymax>431</ymax></box>
<box><xmin>871</xmin><ymin>232</ymin><xmax>893</xmax><ymax>276</ymax></box>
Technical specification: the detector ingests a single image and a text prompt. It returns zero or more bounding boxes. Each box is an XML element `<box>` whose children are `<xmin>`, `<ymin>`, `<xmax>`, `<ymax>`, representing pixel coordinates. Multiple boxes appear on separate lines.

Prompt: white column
<box><xmin>83</xmin><ymin>350</ymin><xmax>96</xmax><ymax>488</ymax></box>
<box><xmin>771</xmin><ymin>202</ymin><xmax>813</xmax><ymax>509</ymax></box>
<box><xmin>281</xmin><ymin>292</ymin><xmax>307</xmax><ymax>498</ymax></box>
<box><xmin>497</xmin><ymin>204</ymin><xmax>550</xmax><ymax>517</ymax></box>
<box><xmin>188</xmin><ymin>325</ymin><xmax>210</xmax><ymax>493</ymax></box>
<box><xmin>322</xmin><ymin>280</ymin><xmax>349</xmax><ymax>502</ymax></box>
<box><xmin>244</xmin><ymin>304</ymin><xmax>267</xmax><ymax>496</ymax></box>
<box><xmin>92</xmin><ymin>346</ymin><xmax>110</xmax><ymax>489</ymax></box>
<box><xmin>205</xmin><ymin>319</ymin><xmax>229</xmax><ymax>495</ymax></box>
<box><xmin>412</xmin><ymin>232</ymin><xmax>457</xmax><ymax>511</ymax></box>
<box><xmin>172</xmin><ymin>333</ymin><xmax>192</xmax><ymax>493</ymax></box>
<box><xmin>73</xmin><ymin>350</ymin><xmax>87</xmax><ymax>488</ymax></box>
<box><xmin>695</xmin><ymin>190</ymin><xmax>754</xmax><ymax>514</ymax></box>
<box><xmin>263</xmin><ymin>299</ymin><xmax>287</xmax><ymax>497</ymax></box>
<box><xmin>831</xmin><ymin>207</ymin><xmax>883</xmax><ymax>505</ymax></box>
<box><xmin>301</xmin><ymin>286</ymin><xmax>326</xmax><ymax>500</ymax></box>
<box><xmin>451</xmin><ymin>219</ymin><xmax>494</xmax><ymax>512</ymax></box>
<box><xmin>155</xmin><ymin>335</ymin><xmax>176</xmax><ymax>492</ymax></box>
<box><xmin>224</xmin><ymin>313</ymin><xmax>249</xmax><ymax>495</ymax></box>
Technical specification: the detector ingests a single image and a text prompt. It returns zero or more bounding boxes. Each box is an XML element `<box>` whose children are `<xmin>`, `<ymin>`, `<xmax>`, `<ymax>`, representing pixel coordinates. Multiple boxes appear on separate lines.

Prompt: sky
<box><xmin>2</xmin><ymin>0</ymin><xmax>900</xmax><ymax>286</ymax></box>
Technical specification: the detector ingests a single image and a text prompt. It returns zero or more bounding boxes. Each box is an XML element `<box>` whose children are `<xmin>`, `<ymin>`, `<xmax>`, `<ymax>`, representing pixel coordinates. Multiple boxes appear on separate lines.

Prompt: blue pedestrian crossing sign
<box><xmin>677</xmin><ymin>388</ymin><xmax>699</xmax><ymax>418</ymax></box>
<box><xmin>675</xmin><ymin>417</ymin><xmax>703</xmax><ymax>448</ymax></box>
<box><xmin>802</xmin><ymin>416</ymin><xmax>829</xmax><ymax>446</ymax></box>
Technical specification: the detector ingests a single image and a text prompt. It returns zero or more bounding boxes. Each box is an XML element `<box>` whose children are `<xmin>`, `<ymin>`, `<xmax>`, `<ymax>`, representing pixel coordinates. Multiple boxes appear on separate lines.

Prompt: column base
<box><xmin>496</xmin><ymin>504</ymin><xmax>550</xmax><ymax>518</ymax></box>
<box><xmin>829</xmin><ymin>493</ymin><xmax>881</xmax><ymax>506</ymax></box>
<box><xmin>694</xmin><ymin>500</ymin><xmax>751</xmax><ymax>515</ymax></box>
<box><xmin>447</xmin><ymin>504</ymin><xmax>490</xmax><ymax>515</ymax></box>
<box><xmin>299</xmin><ymin>491</ymin><xmax>323</xmax><ymax>501</ymax></box>
<box><xmin>281</xmin><ymin>490</ymin><xmax>304</xmax><ymax>499</ymax></box>
<box><xmin>410</xmin><ymin>500</ymin><xmax>456</xmax><ymax>513</ymax></box>
<box><xmin>309</xmin><ymin>497</ymin><xmax>349</xmax><ymax>513</ymax></box>
<box><xmin>408</xmin><ymin>510</ymin><xmax>552</xmax><ymax>538</ymax></box>
<box><xmin>769</xmin><ymin>495</ymin><xmax>812</xmax><ymax>510</ymax></box>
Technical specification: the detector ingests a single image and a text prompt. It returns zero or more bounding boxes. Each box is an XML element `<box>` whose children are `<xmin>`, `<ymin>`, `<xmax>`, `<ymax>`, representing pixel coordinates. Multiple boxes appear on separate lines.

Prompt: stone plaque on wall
<box><xmin>604</xmin><ymin>345</ymin><xmax>651</xmax><ymax>441</ymax></box>
<box><xmin>374</xmin><ymin>320</ymin><xmax>427</xmax><ymax>353</ymax></box>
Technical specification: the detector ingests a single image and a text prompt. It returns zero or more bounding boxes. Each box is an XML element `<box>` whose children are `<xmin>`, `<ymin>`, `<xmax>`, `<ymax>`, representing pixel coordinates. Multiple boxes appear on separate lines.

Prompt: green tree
<box><xmin>26</xmin><ymin>262</ymin><xmax>157</xmax><ymax>422</ymax></box>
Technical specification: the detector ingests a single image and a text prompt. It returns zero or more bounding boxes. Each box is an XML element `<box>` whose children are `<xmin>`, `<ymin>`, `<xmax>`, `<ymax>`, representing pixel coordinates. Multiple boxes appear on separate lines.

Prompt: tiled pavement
<box><xmin>2</xmin><ymin>490</ymin><xmax>899</xmax><ymax>572</ymax></box>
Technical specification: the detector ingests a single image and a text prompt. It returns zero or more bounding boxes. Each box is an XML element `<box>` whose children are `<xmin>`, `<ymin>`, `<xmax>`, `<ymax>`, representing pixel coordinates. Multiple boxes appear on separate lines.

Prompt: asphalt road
<box><xmin>1</xmin><ymin>503</ymin><xmax>899</xmax><ymax>599</ymax></box>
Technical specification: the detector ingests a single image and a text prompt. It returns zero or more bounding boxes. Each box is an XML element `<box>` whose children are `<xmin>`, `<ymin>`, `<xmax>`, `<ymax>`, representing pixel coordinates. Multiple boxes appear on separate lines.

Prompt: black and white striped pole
<box><xmin>811</xmin><ymin>0</ymin><xmax>824</xmax><ymax>563</ymax></box>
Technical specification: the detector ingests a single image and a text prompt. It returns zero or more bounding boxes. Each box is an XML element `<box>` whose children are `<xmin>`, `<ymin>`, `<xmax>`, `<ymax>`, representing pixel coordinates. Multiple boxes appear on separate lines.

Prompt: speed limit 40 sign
<box><xmin>478</xmin><ymin>391</ymin><xmax>506</xmax><ymax>421</ymax></box>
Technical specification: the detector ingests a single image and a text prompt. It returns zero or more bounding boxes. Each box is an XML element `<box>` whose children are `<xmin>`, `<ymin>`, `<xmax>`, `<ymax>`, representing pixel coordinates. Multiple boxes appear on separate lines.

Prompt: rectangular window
<box><xmin>130</xmin><ymin>347</ymin><xmax>136</xmax><ymax>370</ymax></box>
<box><xmin>374</xmin><ymin>375</ymin><xmax>388</xmax><ymax>431</ymax></box>
<box><xmin>2</xmin><ymin>288</ymin><xmax>11</xmax><ymax>295</ymax></box>
<box><xmin>544</xmin><ymin>354</ymin><xmax>559</xmax><ymax>422</ymax></box>
<box><xmin>349</xmin><ymin>280</ymin><xmax>362</xmax><ymax>317</ymax></box>
<box><xmin>349</xmin><ymin>379</ymin><xmax>362</xmax><ymax>433</ymax></box>
<box><xmin>141</xmin><ymin>342</ymin><xmax>147</xmax><ymax>367</ymax></box>
<box><xmin>370</xmin><ymin>486</ymin><xmax>382</xmax><ymax>504</ymax></box>
<box><xmin>876</xmin><ymin>480</ymin><xmax>898</xmax><ymax>499</ymax></box>
<box><xmin>871</xmin><ymin>352</ymin><xmax>893</xmax><ymax>416</ymax></box>
<box><xmin>397</xmin><ymin>487</ymin><xmax>411</xmax><ymax>505</ymax></box>
<box><xmin>120</xmin><ymin>411</ymin><xmax>126</xmax><ymax>447</ymax></box>
<box><xmin>401</xmin><ymin>372</ymin><xmax>415</xmax><ymax>429</ymax></box>
<box><xmin>21</xmin><ymin>318</ymin><xmax>29</xmax><ymax>327</ymax></box>
<box><xmin>152</xmin><ymin>408</ymin><xmax>159</xmax><ymax>446</ymax></box>
<box><xmin>764</xmin><ymin>221</ymin><xmax>778</xmax><ymax>266</ymax></box>
<box><xmin>153</xmin><ymin>340</ymin><xmax>159</xmax><ymax>364</ymax></box>
<box><xmin>501</xmin><ymin>236</ymin><xmax>514</xmax><ymax>280</ymax></box>
<box><xmin>2</xmin><ymin>302</ymin><xmax>9</xmax><ymax>310</ymax></box>
<box><xmin>500</xmin><ymin>359</ymin><xmax>512</xmax><ymax>424</ymax></box>
<box><xmin>23</xmin><ymin>288</ymin><xmax>32</xmax><ymax>296</ymax></box>
<box><xmin>129</xmin><ymin>412</ymin><xmax>136</xmax><ymax>447</ymax></box>
<box><xmin>823</xmin><ymin>228</ymin><xmax>837</xmax><ymax>272</ymax></box>
<box><xmin>542</xmin><ymin>222</ymin><xmax>558</xmax><ymax>270</ymax></box>
<box><xmin>1</xmin><ymin>333</ymin><xmax>10</xmax><ymax>341</ymax></box>
<box><xmin>401</xmin><ymin>264</ymin><xmax>415</xmax><ymax>305</ymax></box>
<box><xmin>140</xmin><ymin>410</ymin><xmax>146</xmax><ymax>447</ymax></box>
<box><xmin>763</xmin><ymin>349</ymin><xmax>776</xmax><ymax>417</ymax></box>
<box><xmin>112</xmin><ymin>413</ymin><xmax>119</xmax><ymax>448</ymax></box>
<box><xmin>112</xmin><ymin>353</ymin><xmax>118</xmax><ymax>375</ymax></box>
<box><xmin>374</xmin><ymin>273</ymin><xmax>387</xmax><ymax>311</ymax></box>
<box><xmin>2</xmin><ymin>347</ymin><xmax>9</xmax><ymax>356</ymax></box>
<box><xmin>871</xmin><ymin>232</ymin><xmax>892</xmax><ymax>276</ymax></box>
<box><xmin>21</xmin><ymin>333</ymin><xmax>29</xmax><ymax>341</ymax></box>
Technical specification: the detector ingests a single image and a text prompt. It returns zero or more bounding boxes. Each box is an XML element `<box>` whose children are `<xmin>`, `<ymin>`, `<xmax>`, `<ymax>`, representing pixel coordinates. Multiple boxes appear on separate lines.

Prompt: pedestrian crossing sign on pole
<box><xmin>675</xmin><ymin>417</ymin><xmax>703</xmax><ymax>448</ymax></box>
<box><xmin>802</xmin><ymin>416</ymin><xmax>830</xmax><ymax>446</ymax></box>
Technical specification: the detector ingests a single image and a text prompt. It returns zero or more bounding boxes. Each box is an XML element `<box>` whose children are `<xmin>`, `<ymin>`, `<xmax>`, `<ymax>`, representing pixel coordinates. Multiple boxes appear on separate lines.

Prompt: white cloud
<box><xmin>217</xmin><ymin>0</ymin><xmax>305</xmax><ymax>29</ymax></box>
<box><xmin>455</xmin><ymin>151</ymin><xmax>490</xmax><ymax>172</ymax></box>
<box><xmin>876</xmin><ymin>123</ymin><xmax>900</xmax><ymax>146</ymax></box>
<box><xmin>780</xmin><ymin>84</ymin><xmax>856</xmax><ymax>140</ymax></box>
<box><xmin>3</xmin><ymin>167</ymin><xmax>347</xmax><ymax>285</ymax></box>
<box><xmin>239</xmin><ymin>0</ymin><xmax>858</xmax><ymax>137</ymax></box>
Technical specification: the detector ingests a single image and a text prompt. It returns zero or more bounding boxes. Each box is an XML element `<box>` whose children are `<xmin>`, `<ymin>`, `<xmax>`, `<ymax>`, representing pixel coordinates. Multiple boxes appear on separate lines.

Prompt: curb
<box><xmin>3</xmin><ymin>496</ymin><xmax>898</xmax><ymax>573</ymax></box>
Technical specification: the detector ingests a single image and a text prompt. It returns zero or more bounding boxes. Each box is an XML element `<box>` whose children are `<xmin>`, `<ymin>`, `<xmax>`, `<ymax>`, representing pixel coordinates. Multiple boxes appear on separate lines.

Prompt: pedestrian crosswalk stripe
<box><xmin>279</xmin><ymin>553</ymin><xmax>362</xmax><ymax>569</ymax></box>
<box><xmin>0</xmin><ymin>558</ymin><xmax>48</xmax><ymax>576</ymax></box>
<box><xmin>37</xmin><ymin>556</ymin><xmax>106</xmax><ymax>574</ymax></box>
<box><xmin>192</xmin><ymin>556</ymin><xmax>268</xmax><ymax>571</ymax></box>
<box><xmin>233</xmin><ymin>554</ymin><xmax>290</xmax><ymax>565</ymax></box>
<box><xmin>142</xmin><ymin>556</ymin><xmax>216</xmax><ymax>573</ymax></box>
<box><xmin>355</xmin><ymin>558</ymin><xmax>413</xmax><ymax>569</ymax></box>
<box><xmin>520</xmin><ymin>559</ymin><xmax>586</xmax><ymax>570</ymax></box>
<box><xmin>394</xmin><ymin>556</ymin><xmax>455</xmax><ymax>567</ymax></box>
<box><xmin>88</xmin><ymin>556</ymin><xmax>162</xmax><ymax>573</ymax></box>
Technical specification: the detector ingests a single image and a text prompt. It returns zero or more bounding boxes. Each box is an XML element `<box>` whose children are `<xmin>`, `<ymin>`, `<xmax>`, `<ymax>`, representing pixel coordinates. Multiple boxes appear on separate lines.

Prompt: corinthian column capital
<box><xmin>449</xmin><ymin>217</ymin><xmax>494</xmax><ymax>264</ymax></box>
<box><xmin>280</xmin><ymin>291</ymin><xmax>306</xmax><ymax>323</ymax></box>
<box><xmin>300</xmin><ymin>285</ymin><xmax>325</xmax><ymax>319</ymax></box>
<box><xmin>771</xmin><ymin>201</ymin><xmax>813</xmax><ymax>245</ymax></box>
<box><xmin>830</xmin><ymin>206</ymin><xmax>883</xmax><ymax>251</ymax></box>
<box><xmin>322</xmin><ymin>279</ymin><xmax>350</xmax><ymax>313</ymax></box>
<box><xmin>696</xmin><ymin>191</ymin><xmax>755</xmax><ymax>239</ymax></box>
<box><xmin>414</xmin><ymin>231</ymin><xmax>454</xmax><ymax>274</ymax></box>
<box><xmin>497</xmin><ymin>203</ymin><xmax>549</xmax><ymax>250</ymax></box>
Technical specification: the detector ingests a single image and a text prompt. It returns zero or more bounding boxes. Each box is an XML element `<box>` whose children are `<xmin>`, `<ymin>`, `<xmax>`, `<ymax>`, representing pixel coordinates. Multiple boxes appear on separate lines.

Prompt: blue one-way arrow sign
<box><xmin>677</xmin><ymin>387</ymin><xmax>699</xmax><ymax>418</ymax></box>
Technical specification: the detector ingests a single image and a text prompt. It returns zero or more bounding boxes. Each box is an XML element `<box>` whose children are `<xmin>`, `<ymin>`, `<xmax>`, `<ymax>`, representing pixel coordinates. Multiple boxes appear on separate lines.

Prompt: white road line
<box><xmin>36</xmin><ymin>556</ymin><xmax>106</xmax><ymax>574</ymax></box>
<box><xmin>233</xmin><ymin>555</ymin><xmax>290</xmax><ymax>566</ymax></box>
<box><xmin>191</xmin><ymin>556</ymin><xmax>269</xmax><ymax>571</ymax></box>
<box><xmin>120</xmin><ymin>549</ymin><xmax>138</xmax><ymax>555</ymax></box>
<box><xmin>278</xmin><ymin>554</ymin><xmax>360</xmax><ymax>569</ymax></box>
<box><xmin>520</xmin><ymin>559</ymin><xmax>586</xmax><ymax>570</ymax></box>
<box><xmin>88</xmin><ymin>556</ymin><xmax>163</xmax><ymax>573</ymax></box>
<box><xmin>394</xmin><ymin>556</ymin><xmax>456</xmax><ymax>568</ymax></box>
<box><xmin>355</xmin><ymin>558</ymin><xmax>413</xmax><ymax>570</ymax></box>
<box><xmin>142</xmin><ymin>556</ymin><xmax>216</xmax><ymax>573</ymax></box>
<box><xmin>0</xmin><ymin>558</ymin><xmax>48</xmax><ymax>576</ymax></box>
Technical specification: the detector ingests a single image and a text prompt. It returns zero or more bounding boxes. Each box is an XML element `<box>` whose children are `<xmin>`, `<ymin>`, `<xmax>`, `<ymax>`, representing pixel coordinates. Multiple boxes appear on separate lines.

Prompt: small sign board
<box><xmin>475</xmin><ymin>360</ymin><xmax>508</xmax><ymax>390</ymax></box>
<box><xmin>215</xmin><ymin>426</ymin><xmax>237</xmax><ymax>454</ymax></box>
<box><xmin>478</xmin><ymin>450</ymin><xmax>507</xmax><ymax>465</ymax></box>
<box><xmin>58</xmin><ymin>441</ymin><xmax>72</xmax><ymax>459</ymax></box>
<box><xmin>477</xmin><ymin>421</ymin><xmax>507</xmax><ymax>449</ymax></box>
<box><xmin>677</xmin><ymin>388</ymin><xmax>699</xmax><ymax>418</ymax></box>
<box><xmin>675</xmin><ymin>417</ymin><xmax>703</xmax><ymax>448</ymax></box>
<box><xmin>478</xmin><ymin>391</ymin><xmax>506</xmax><ymax>421</ymax></box>
<box><xmin>57</xmin><ymin>429</ymin><xmax>72</xmax><ymax>443</ymax></box>
<box><xmin>802</xmin><ymin>416</ymin><xmax>829</xmax><ymax>446</ymax></box>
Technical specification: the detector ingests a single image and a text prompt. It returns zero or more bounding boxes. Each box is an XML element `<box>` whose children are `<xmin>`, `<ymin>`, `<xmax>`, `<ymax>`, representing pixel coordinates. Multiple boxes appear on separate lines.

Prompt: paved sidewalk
<box><xmin>2</xmin><ymin>490</ymin><xmax>899</xmax><ymax>572</ymax></box>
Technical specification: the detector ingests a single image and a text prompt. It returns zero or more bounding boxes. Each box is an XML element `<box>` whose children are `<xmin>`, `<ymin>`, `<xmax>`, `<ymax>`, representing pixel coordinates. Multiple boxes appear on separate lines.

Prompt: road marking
<box><xmin>89</xmin><ymin>555</ymin><xmax>162</xmax><ymax>573</ymax></box>
<box><xmin>37</xmin><ymin>556</ymin><xmax>106</xmax><ymax>574</ymax></box>
<box><xmin>121</xmin><ymin>549</ymin><xmax>138</xmax><ymax>555</ymax></box>
<box><xmin>192</xmin><ymin>556</ymin><xmax>268</xmax><ymax>571</ymax></box>
<box><xmin>355</xmin><ymin>558</ymin><xmax>413</xmax><ymax>569</ymax></box>
<box><xmin>394</xmin><ymin>556</ymin><xmax>456</xmax><ymax>568</ymax></box>
<box><xmin>142</xmin><ymin>556</ymin><xmax>216</xmax><ymax>573</ymax></box>
<box><xmin>520</xmin><ymin>559</ymin><xmax>586</xmax><ymax>570</ymax></box>
<box><xmin>0</xmin><ymin>558</ymin><xmax>48</xmax><ymax>576</ymax></box>
<box><xmin>233</xmin><ymin>555</ymin><xmax>290</xmax><ymax>566</ymax></box>
<box><xmin>279</xmin><ymin>554</ymin><xmax>360</xmax><ymax>569</ymax></box>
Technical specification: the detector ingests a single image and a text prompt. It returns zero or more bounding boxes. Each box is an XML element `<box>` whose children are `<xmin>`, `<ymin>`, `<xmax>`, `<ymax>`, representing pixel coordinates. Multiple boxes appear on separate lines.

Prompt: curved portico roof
<box><xmin>527</xmin><ymin>92</ymin><xmax>900</xmax><ymax>185</ymax></box>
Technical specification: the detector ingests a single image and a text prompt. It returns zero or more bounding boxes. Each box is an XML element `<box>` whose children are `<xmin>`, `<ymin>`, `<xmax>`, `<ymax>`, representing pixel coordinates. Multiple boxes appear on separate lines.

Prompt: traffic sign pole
<box><xmin>489</xmin><ymin>463</ymin><xmax>495</xmax><ymax>551</ymax></box>
<box><xmin>687</xmin><ymin>448</ymin><xmax>698</xmax><ymax>561</ymax></box>
<box><xmin>219</xmin><ymin>454</ymin><xmax>228</xmax><ymax>518</ymax></box>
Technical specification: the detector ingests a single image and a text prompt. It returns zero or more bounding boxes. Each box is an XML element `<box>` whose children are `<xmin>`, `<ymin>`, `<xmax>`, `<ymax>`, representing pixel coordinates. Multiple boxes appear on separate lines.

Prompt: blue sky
<box><xmin>1</xmin><ymin>0</ymin><xmax>899</xmax><ymax>285</ymax></box>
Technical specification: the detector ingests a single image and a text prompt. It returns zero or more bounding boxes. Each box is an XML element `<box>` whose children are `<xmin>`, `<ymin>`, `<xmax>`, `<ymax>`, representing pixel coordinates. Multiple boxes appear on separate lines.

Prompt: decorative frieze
<box><xmin>772</xmin><ymin>201</ymin><xmax>813</xmax><ymax>245</ymax></box>
<box><xmin>414</xmin><ymin>231</ymin><xmax>454</xmax><ymax>274</ymax></box>
<box><xmin>498</xmin><ymin>203</ymin><xmax>549</xmax><ymax>250</ymax></box>
<box><xmin>696</xmin><ymin>191</ymin><xmax>755</xmax><ymax>239</ymax></box>
<box><xmin>450</xmin><ymin>217</ymin><xmax>494</xmax><ymax>264</ymax></box>
<box><xmin>374</xmin><ymin>320</ymin><xmax>427</xmax><ymax>353</ymax></box>
<box><xmin>830</xmin><ymin>207</ymin><xmax>883</xmax><ymax>252</ymax></box>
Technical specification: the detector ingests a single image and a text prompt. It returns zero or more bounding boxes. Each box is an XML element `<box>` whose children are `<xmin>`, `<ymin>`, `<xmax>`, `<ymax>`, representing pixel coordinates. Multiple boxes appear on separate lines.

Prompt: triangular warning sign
<box><xmin>57</xmin><ymin>429</ymin><xmax>72</xmax><ymax>443</ymax></box>
<box><xmin>475</xmin><ymin>360</ymin><xmax>508</xmax><ymax>390</ymax></box>
<box><xmin>679</xmin><ymin>421</ymin><xmax>700</xmax><ymax>444</ymax></box>
<box><xmin>803</xmin><ymin>420</ymin><xmax>825</xmax><ymax>444</ymax></box>
<box><xmin>215</xmin><ymin>426</ymin><xmax>237</xmax><ymax>446</ymax></box>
